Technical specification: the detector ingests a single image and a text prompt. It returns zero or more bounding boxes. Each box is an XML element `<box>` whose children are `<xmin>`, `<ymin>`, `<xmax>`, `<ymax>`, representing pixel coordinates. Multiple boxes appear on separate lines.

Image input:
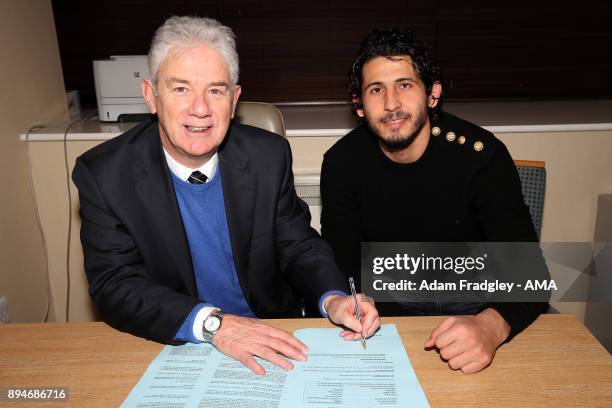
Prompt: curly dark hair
<box><xmin>348</xmin><ymin>28</ymin><xmax>443</xmax><ymax>122</ymax></box>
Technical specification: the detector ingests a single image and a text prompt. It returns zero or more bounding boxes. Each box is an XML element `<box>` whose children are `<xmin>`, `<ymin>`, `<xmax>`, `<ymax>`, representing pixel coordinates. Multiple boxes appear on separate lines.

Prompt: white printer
<box><xmin>93</xmin><ymin>56</ymin><xmax>151</xmax><ymax>122</ymax></box>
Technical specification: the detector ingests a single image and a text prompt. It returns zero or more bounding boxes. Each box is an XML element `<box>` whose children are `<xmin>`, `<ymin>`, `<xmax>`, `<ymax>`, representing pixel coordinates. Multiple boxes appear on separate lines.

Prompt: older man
<box><xmin>73</xmin><ymin>16</ymin><xmax>379</xmax><ymax>375</ymax></box>
<box><xmin>321</xmin><ymin>28</ymin><xmax>547</xmax><ymax>374</ymax></box>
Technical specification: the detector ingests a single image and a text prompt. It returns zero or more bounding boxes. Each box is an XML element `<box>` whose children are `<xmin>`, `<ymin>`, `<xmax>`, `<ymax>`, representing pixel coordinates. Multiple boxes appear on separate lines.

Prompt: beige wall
<box><xmin>25</xmin><ymin>141</ymin><xmax>98</xmax><ymax>322</ymax></box>
<box><xmin>496</xmin><ymin>132</ymin><xmax>612</xmax><ymax>242</ymax></box>
<box><xmin>0</xmin><ymin>0</ymin><xmax>69</xmax><ymax>322</ymax></box>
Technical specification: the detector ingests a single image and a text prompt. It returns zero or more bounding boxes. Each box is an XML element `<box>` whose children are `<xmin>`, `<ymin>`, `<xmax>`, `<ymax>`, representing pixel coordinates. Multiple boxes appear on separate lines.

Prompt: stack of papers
<box><xmin>121</xmin><ymin>324</ymin><xmax>429</xmax><ymax>407</ymax></box>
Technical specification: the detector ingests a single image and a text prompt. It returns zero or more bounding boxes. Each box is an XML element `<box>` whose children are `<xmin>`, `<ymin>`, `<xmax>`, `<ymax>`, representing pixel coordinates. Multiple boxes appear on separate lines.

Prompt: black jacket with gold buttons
<box><xmin>321</xmin><ymin>111</ymin><xmax>548</xmax><ymax>340</ymax></box>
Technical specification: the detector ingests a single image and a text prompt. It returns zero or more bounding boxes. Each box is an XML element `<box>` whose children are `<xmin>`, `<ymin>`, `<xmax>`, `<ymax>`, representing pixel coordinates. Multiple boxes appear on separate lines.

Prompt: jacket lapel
<box><xmin>134</xmin><ymin>123</ymin><xmax>197</xmax><ymax>296</ymax></box>
<box><xmin>219</xmin><ymin>125</ymin><xmax>256</xmax><ymax>297</ymax></box>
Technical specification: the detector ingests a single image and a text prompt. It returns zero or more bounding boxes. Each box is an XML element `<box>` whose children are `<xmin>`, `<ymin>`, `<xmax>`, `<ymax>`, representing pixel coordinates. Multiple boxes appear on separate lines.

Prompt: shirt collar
<box><xmin>163</xmin><ymin>148</ymin><xmax>218</xmax><ymax>183</ymax></box>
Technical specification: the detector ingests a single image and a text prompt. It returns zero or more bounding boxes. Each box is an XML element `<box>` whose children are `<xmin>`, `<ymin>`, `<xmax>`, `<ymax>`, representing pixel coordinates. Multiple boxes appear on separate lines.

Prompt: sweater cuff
<box><xmin>319</xmin><ymin>290</ymin><xmax>348</xmax><ymax>317</ymax></box>
<box><xmin>486</xmin><ymin>302</ymin><xmax>548</xmax><ymax>342</ymax></box>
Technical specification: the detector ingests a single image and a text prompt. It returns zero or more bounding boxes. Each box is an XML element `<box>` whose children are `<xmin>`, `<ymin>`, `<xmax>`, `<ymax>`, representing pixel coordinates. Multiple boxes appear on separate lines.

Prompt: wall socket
<box><xmin>0</xmin><ymin>296</ymin><xmax>10</xmax><ymax>323</ymax></box>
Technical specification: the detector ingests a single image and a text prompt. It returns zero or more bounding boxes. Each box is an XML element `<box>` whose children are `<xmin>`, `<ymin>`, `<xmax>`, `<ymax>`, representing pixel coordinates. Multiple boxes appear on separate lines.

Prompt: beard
<box><xmin>367</xmin><ymin>108</ymin><xmax>428</xmax><ymax>151</ymax></box>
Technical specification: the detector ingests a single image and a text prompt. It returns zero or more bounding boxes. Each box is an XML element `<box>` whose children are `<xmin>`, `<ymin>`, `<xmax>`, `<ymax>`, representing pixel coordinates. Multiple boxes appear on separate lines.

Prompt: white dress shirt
<box><xmin>163</xmin><ymin>148</ymin><xmax>218</xmax><ymax>182</ymax></box>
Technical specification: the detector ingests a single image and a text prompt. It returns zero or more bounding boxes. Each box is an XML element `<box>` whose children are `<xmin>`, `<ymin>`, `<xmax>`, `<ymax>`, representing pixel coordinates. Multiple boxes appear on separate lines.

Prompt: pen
<box><xmin>349</xmin><ymin>277</ymin><xmax>366</xmax><ymax>349</ymax></box>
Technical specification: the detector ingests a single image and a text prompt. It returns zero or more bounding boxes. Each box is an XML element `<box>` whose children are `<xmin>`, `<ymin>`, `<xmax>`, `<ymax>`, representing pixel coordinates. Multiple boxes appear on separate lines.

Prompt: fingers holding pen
<box><xmin>329</xmin><ymin>293</ymin><xmax>380</xmax><ymax>340</ymax></box>
<box><xmin>358</xmin><ymin>294</ymin><xmax>380</xmax><ymax>337</ymax></box>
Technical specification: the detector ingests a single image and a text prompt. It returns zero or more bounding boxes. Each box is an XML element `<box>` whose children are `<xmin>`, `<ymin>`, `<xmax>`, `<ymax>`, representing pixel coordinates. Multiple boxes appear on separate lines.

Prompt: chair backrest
<box><xmin>514</xmin><ymin>160</ymin><xmax>546</xmax><ymax>239</ymax></box>
<box><xmin>234</xmin><ymin>101</ymin><xmax>286</xmax><ymax>136</ymax></box>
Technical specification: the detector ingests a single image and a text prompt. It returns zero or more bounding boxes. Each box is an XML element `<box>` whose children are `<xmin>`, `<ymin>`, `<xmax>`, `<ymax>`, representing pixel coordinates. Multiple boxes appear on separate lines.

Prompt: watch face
<box><xmin>204</xmin><ymin>316</ymin><xmax>221</xmax><ymax>332</ymax></box>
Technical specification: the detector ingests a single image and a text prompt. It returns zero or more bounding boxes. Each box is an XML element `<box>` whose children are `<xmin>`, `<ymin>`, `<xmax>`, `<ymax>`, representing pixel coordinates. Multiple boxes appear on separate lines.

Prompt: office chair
<box><xmin>234</xmin><ymin>101</ymin><xmax>286</xmax><ymax>137</ymax></box>
<box><xmin>514</xmin><ymin>160</ymin><xmax>546</xmax><ymax>239</ymax></box>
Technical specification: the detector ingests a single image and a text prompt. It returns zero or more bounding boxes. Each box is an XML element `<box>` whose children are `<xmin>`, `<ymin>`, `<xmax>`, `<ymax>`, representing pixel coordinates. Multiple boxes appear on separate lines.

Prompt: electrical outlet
<box><xmin>0</xmin><ymin>296</ymin><xmax>10</xmax><ymax>323</ymax></box>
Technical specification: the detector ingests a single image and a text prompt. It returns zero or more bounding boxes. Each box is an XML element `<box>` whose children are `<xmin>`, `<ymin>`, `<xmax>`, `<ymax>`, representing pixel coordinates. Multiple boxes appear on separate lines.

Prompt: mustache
<box><xmin>380</xmin><ymin>111</ymin><xmax>410</xmax><ymax>123</ymax></box>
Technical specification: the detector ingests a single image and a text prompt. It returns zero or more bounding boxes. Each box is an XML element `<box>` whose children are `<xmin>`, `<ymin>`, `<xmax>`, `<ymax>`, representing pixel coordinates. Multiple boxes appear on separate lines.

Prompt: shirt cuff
<box><xmin>319</xmin><ymin>290</ymin><xmax>348</xmax><ymax>317</ymax></box>
<box><xmin>192</xmin><ymin>305</ymin><xmax>220</xmax><ymax>342</ymax></box>
<box><xmin>173</xmin><ymin>304</ymin><xmax>217</xmax><ymax>343</ymax></box>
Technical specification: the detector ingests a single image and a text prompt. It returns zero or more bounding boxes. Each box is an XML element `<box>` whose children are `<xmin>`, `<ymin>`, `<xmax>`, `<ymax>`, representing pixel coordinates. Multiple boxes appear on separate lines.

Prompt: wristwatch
<box><xmin>202</xmin><ymin>309</ymin><xmax>224</xmax><ymax>343</ymax></box>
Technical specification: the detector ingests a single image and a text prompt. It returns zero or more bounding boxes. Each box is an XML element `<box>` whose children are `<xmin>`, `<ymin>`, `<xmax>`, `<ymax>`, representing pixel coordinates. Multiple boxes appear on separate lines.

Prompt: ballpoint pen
<box><xmin>349</xmin><ymin>277</ymin><xmax>366</xmax><ymax>349</ymax></box>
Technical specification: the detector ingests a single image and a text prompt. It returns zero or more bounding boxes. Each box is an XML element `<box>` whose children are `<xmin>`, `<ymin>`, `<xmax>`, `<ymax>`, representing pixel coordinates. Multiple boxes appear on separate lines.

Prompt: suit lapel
<box><xmin>134</xmin><ymin>123</ymin><xmax>197</xmax><ymax>296</ymax></box>
<box><xmin>219</xmin><ymin>125</ymin><xmax>256</xmax><ymax>296</ymax></box>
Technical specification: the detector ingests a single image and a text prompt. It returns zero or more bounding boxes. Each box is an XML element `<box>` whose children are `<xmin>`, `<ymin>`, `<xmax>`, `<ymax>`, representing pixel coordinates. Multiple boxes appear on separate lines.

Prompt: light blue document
<box><xmin>121</xmin><ymin>324</ymin><xmax>429</xmax><ymax>407</ymax></box>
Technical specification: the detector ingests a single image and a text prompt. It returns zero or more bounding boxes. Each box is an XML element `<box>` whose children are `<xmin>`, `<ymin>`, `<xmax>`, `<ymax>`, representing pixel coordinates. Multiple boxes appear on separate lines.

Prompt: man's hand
<box><xmin>324</xmin><ymin>294</ymin><xmax>381</xmax><ymax>340</ymax></box>
<box><xmin>424</xmin><ymin>308</ymin><xmax>510</xmax><ymax>374</ymax></box>
<box><xmin>212</xmin><ymin>314</ymin><xmax>308</xmax><ymax>376</ymax></box>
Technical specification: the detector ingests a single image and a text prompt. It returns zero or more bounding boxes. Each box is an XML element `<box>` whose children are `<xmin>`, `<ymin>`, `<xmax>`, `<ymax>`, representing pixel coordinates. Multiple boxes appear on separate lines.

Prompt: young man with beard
<box><xmin>320</xmin><ymin>28</ymin><xmax>547</xmax><ymax>374</ymax></box>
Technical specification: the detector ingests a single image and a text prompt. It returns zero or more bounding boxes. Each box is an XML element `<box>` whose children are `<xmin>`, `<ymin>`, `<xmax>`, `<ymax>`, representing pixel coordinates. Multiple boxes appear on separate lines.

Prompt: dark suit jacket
<box><xmin>72</xmin><ymin>118</ymin><xmax>347</xmax><ymax>344</ymax></box>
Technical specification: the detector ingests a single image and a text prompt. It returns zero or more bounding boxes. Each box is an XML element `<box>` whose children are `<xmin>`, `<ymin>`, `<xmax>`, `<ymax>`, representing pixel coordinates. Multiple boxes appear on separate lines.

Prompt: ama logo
<box><xmin>524</xmin><ymin>280</ymin><xmax>557</xmax><ymax>291</ymax></box>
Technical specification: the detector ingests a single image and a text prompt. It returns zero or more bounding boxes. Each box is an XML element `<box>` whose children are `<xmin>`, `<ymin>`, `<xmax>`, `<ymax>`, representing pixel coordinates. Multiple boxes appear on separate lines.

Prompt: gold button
<box><xmin>431</xmin><ymin>126</ymin><xmax>441</xmax><ymax>136</ymax></box>
<box><xmin>446</xmin><ymin>131</ymin><xmax>456</xmax><ymax>142</ymax></box>
<box><xmin>458</xmin><ymin>136</ymin><xmax>466</xmax><ymax>145</ymax></box>
<box><xmin>474</xmin><ymin>141</ymin><xmax>484</xmax><ymax>151</ymax></box>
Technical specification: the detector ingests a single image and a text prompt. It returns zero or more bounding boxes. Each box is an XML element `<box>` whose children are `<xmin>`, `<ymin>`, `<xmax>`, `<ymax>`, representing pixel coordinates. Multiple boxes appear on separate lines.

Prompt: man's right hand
<box><xmin>212</xmin><ymin>314</ymin><xmax>308</xmax><ymax>376</ymax></box>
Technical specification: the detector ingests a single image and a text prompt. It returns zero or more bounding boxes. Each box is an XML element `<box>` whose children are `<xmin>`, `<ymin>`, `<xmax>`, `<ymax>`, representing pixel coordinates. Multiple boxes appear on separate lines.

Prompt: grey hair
<box><xmin>148</xmin><ymin>16</ymin><xmax>239</xmax><ymax>86</ymax></box>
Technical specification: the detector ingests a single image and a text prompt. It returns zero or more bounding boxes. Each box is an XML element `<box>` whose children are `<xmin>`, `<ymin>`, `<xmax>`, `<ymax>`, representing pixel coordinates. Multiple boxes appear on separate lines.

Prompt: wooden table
<box><xmin>1</xmin><ymin>315</ymin><xmax>611</xmax><ymax>407</ymax></box>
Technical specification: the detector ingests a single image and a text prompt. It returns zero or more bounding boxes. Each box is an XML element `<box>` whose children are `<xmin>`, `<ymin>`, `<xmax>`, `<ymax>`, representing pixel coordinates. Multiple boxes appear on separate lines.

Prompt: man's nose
<box><xmin>189</xmin><ymin>92</ymin><xmax>211</xmax><ymax>117</ymax></box>
<box><xmin>384</xmin><ymin>88</ymin><xmax>401</xmax><ymax>112</ymax></box>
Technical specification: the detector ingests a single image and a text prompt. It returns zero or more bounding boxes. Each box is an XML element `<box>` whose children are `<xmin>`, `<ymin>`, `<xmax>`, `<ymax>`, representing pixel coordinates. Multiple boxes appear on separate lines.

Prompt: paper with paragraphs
<box><xmin>120</xmin><ymin>324</ymin><xmax>429</xmax><ymax>407</ymax></box>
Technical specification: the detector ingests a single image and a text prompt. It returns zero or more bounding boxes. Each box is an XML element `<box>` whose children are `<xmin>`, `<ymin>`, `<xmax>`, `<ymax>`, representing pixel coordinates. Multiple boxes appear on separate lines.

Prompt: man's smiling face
<box><xmin>143</xmin><ymin>44</ymin><xmax>241</xmax><ymax>168</ymax></box>
<box><xmin>357</xmin><ymin>55</ymin><xmax>436</xmax><ymax>151</ymax></box>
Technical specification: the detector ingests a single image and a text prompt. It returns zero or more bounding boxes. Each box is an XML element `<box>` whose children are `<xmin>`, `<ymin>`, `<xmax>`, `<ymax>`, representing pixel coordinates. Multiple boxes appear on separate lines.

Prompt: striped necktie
<box><xmin>187</xmin><ymin>170</ymin><xmax>208</xmax><ymax>184</ymax></box>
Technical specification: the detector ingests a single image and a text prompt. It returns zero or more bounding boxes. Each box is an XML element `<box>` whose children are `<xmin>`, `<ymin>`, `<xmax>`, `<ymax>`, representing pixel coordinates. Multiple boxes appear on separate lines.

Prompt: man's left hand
<box><xmin>424</xmin><ymin>308</ymin><xmax>510</xmax><ymax>374</ymax></box>
<box><xmin>325</xmin><ymin>294</ymin><xmax>380</xmax><ymax>340</ymax></box>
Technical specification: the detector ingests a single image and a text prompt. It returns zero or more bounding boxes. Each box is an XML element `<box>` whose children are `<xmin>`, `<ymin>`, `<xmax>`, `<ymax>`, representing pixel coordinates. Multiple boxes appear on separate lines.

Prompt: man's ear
<box><xmin>352</xmin><ymin>94</ymin><xmax>365</xmax><ymax>117</ymax></box>
<box><xmin>428</xmin><ymin>81</ymin><xmax>442</xmax><ymax>109</ymax></box>
<box><xmin>141</xmin><ymin>80</ymin><xmax>157</xmax><ymax>114</ymax></box>
<box><xmin>230</xmin><ymin>85</ymin><xmax>242</xmax><ymax>119</ymax></box>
